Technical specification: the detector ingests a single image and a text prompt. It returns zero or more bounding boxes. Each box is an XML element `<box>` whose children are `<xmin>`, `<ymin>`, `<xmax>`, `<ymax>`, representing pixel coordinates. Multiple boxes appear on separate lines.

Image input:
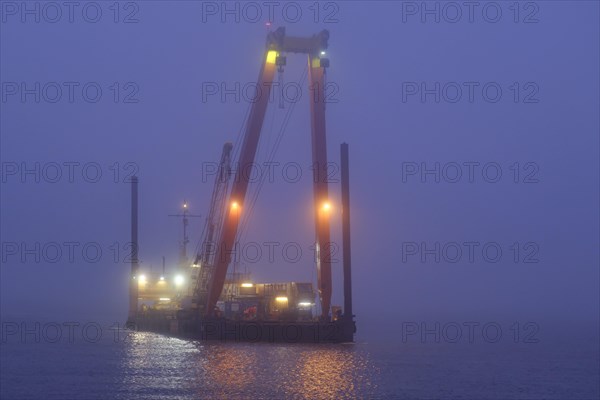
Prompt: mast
<box><xmin>127</xmin><ymin>176</ymin><xmax>139</xmax><ymax>323</ymax></box>
<box><xmin>341</xmin><ymin>143</ymin><xmax>353</xmax><ymax>320</ymax></box>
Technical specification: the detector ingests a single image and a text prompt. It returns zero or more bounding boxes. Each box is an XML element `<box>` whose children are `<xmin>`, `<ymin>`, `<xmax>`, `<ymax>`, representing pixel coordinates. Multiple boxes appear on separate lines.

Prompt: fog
<box><xmin>1</xmin><ymin>2</ymin><xmax>598</xmax><ymax>338</ymax></box>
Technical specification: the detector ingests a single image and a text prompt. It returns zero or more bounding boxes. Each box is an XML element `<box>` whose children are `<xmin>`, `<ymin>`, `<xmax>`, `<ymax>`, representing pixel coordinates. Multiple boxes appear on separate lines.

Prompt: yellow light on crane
<box><xmin>231</xmin><ymin>201</ymin><xmax>240</xmax><ymax>211</ymax></box>
<box><xmin>275</xmin><ymin>296</ymin><xmax>288</xmax><ymax>302</ymax></box>
<box><xmin>322</xmin><ymin>202</ymin><xmax>331</xmax><ymax>212</ymax></box>
<box><xmin>266</xmin><ymin>50</ymin><xmax>278</xmax><ymax>64</ymax></box>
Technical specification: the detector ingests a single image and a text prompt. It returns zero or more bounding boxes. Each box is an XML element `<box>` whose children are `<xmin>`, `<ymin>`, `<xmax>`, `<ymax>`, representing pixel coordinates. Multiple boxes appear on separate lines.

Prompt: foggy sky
<box><xmin>1</xmin><ymin>1</ymin><xmax>598</xmax><ymax>333</ymax></box>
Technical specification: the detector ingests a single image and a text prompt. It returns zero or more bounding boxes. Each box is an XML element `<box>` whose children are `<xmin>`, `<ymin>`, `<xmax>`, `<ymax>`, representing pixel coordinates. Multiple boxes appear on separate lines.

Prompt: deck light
<box><xmin>266</xmin><ymin>50</ymin><xmax>278</xmax><ymax>64</ymax></box>
<box><xmin>174</xmin><ymin>275</ymin><xmax>184</xmax><ymax>286</ymax></box>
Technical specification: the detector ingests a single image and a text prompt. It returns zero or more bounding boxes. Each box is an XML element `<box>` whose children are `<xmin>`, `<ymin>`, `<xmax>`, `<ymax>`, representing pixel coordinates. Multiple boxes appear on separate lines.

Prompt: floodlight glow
<box><xmin>174</xmin><ymin>275</ymin><xmax>184</xmax><ymax>286</ymax></box>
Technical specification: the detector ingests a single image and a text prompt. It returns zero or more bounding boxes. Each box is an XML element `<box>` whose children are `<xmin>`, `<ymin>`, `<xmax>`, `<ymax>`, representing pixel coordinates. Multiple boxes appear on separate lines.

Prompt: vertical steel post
<box><xmin>308</xmin><ymin>54</ymin><xmax>332</xmax><ymax>320</ymax></box>
<box><xmin>128</xmin><ymin>176</ymin><xmax>139</xmax><ymax>322</ymax></box>
<box><xmin>341</xmin><ymin>144</ymin><xmax>353</xmax><ymax>320</ymax></box>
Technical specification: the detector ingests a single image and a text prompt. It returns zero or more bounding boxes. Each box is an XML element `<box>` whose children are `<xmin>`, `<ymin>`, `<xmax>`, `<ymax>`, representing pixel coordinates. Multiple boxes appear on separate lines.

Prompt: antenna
<box><xmin>168</xmin><ymin>201</ymin><xmax>201</xmax><ymax>268</ymax></box>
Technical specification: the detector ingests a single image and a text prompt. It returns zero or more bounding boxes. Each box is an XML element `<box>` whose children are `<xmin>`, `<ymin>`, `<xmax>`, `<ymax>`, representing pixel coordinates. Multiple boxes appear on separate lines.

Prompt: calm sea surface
<box><xmin>1</xmin><ymin>320</ymin><xmax>598</xmax><ymax>399</ymax></box>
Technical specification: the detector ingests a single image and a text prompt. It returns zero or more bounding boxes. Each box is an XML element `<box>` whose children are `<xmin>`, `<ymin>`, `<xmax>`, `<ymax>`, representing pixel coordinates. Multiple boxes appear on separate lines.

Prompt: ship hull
<box><xmin>131</xmin><ymin>315</ymin><xmax>355</xmax><ymax>343</ymax></box>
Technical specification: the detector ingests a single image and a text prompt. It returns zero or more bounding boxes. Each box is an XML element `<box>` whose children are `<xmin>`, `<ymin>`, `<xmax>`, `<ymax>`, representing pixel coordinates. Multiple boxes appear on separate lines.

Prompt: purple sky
<box><xmin>1</xmin><ymin>2</ymin><xmax>598</xmax><ymax>329</ymax></box>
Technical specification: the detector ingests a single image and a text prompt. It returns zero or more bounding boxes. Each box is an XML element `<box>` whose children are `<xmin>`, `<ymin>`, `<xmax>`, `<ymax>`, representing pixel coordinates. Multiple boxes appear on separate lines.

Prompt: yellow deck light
<box><xmin>266</xmin><ymin>50</ymin><xmax>278</xmax><ymax>64</ymax></box>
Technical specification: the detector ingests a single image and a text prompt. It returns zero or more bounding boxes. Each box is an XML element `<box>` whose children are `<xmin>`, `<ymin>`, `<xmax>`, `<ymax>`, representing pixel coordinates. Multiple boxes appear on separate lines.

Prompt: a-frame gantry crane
<box><xmin>203</xmin><ymin>28</ymin><xmax>333</xmax><ymax>320</ymax></box>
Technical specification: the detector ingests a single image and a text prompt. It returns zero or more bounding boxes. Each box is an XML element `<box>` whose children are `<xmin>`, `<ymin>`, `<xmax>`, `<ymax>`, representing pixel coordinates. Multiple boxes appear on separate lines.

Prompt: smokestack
<box><xmin>341</xmin><ymin>143</ymin><xmax>353</xmax><ymax>320</ymax></box>
<box><xmin>128</xmin><ymin>176</ymin><xmax>139</xmax><ymax>323</ymax></box>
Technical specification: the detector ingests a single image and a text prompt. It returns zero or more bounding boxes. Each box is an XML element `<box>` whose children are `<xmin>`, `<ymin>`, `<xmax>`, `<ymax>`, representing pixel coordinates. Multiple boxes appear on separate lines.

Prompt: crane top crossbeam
<box><xmin>266</xmin><ymin>27</ymin><xmax>329</xmax><ymax>54</ymax></box>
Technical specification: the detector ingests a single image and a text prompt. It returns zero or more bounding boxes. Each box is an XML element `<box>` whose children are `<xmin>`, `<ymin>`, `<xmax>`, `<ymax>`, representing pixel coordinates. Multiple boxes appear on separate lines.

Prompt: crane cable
<box><xmin>191</xmin><ymin>99</ymin><xmax>252</xmax><ymax>263</ymax></box>
<box><xmin>237</xmin><ymin>65</ymin><xmax>308</xmax><ymax>244</ymax></box>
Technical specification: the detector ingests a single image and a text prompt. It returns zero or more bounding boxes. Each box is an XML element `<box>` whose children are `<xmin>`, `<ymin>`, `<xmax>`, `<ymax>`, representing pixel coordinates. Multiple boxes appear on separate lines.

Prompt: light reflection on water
<box><xmin>118</xmin><ymin>332</ymin><xmax>378</xmax><ymax>399</ymax></box>
<box><xmin>3</xmin><ymin>326</ymin><xmax>598</xmax><ymax>399</ymax></box>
